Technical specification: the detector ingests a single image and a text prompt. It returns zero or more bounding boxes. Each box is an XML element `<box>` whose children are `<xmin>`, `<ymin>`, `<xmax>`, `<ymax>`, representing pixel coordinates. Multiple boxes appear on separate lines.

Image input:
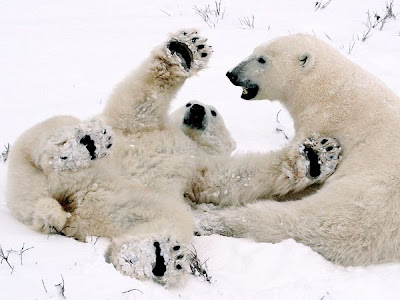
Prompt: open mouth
<box><xmin>241</xmin><ymin>84</ymin><xmax>259</xmax><ymax>100</ymax></box>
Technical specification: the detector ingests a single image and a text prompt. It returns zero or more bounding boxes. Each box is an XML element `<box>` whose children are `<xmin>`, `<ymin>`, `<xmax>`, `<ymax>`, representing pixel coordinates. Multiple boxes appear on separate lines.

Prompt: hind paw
<box><xmin>299</xmin><ymin>135</ymin><xmax>341</xmax><ymax>182</ymax></box>
<box><xmin>49</xmin><ymin>119</ymin><xmax>113</xmax><ymax>171</ymax></box>
<box><xmin>165</xmin><ymin>29</ymin><xmax>212</xmax><ymax>74</ymax></box>
<box><xmin>117</xmin><ymin>236</ymin><xmax>189</xmax><ymax>286</ymax></box>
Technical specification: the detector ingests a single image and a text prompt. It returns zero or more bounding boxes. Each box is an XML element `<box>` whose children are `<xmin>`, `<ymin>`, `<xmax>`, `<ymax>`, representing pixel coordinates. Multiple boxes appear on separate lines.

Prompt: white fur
<box><xmin>6</xmin><ymin>29</ymin><xmax>233</xmax><ymax>286</ymax></box>
<box><xmin>193</xmin><ymin>34</ymin><xmax>400</xmax><ymax>266</ymax></box>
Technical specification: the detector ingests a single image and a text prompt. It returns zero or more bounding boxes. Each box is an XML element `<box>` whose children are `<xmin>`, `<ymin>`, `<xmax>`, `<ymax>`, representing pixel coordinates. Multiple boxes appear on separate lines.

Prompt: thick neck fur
<box><xmin>282</xmin><ymin>51</ymin><xmax>400</xmax><ymax>151</ymax></box>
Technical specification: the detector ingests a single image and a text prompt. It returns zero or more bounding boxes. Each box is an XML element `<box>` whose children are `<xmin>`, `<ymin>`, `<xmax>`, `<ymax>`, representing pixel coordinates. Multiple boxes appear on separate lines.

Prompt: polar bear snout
<box><xmin>183</xmin><ymin>103</ymin><xmax>207</xmax><ymax>130</ymax></box>
<box><xmin>226</xmin><ymin>71</ymin><xmax>238</xmax><ymax>84</ymax></box>
<box><xmin>226</xmin><ymin>69</ymin><xmax>259</xmax><ymax>100</ymax></box>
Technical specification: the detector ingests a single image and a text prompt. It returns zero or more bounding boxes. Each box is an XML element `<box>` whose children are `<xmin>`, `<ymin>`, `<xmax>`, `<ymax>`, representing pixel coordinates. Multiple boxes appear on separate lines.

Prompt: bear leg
<box><xmin>102</xmin><ymin>29</ymin><xmax>212</xmax><ymax>133</ymax></box>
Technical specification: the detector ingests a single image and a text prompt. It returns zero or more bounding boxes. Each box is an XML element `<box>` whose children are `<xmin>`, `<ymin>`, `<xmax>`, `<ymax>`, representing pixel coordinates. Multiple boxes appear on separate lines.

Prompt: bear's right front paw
<box><xmin>165</xmin><ymin>29</ymin><xmax>212</xmax><ymax>74</ymax></box>
<box><xmin>299</xmin><ymin>135</ymin><xmax>342</xmax><ymax>182</ymax></box>
<box><xmin>48</xmin><ymin>119</ymin><xmax>113</xmax><ymax>171</ymax></box>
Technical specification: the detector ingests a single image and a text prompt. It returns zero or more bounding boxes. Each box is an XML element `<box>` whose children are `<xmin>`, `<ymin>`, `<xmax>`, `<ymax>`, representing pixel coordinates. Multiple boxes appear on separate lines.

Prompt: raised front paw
<box><xmin>116</xmin><ymin>236</ymin><xmax>189</xmax><ymax>286</ymax></box>
<box><xmin>300</xmin><ymin>135</ymin><xmax>341</xmax><ymax>182</ymax></box>
<box><xmin>165</xmin><ymin>29</ymin><xmax>212</xmax><ymax>74</ymax></box>
<box><xmin>49</xmin><ymin>119</ymin><xmax>113</xmax><ymax>171</ymax></box>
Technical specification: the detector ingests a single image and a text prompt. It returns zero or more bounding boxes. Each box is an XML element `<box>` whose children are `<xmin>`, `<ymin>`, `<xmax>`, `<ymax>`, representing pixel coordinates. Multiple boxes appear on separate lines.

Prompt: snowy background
<box><xmin>1</xmin><ymin>0</ymin><xmax>400</xmax><ymax>299</ymax></box>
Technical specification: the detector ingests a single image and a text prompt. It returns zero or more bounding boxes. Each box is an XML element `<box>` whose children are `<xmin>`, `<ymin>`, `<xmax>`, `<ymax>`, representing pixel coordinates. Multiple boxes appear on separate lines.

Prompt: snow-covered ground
<box><xmin>1</xmin><ymin>0</ymin><xmax>400</xmax><ymax>299</ymax></box>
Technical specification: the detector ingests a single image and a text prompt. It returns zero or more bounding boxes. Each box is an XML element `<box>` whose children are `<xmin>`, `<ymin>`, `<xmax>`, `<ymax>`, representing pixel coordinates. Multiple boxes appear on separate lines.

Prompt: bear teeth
<box><xmin>242</xmin><ymin>87</ymin><xmax>248</xmax><ymax>95</ymax></box>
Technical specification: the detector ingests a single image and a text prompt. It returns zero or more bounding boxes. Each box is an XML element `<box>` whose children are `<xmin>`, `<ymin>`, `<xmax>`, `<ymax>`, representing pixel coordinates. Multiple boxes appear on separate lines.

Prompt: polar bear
<box><xmin>6</xmin><ymin>29</ymin><xmax>237</xmax><ymax>286</ymax></box>
<box><xmin>192</xmin><ymin>33</ymin><xmax>400</xmax><ymax>266</ymax></box>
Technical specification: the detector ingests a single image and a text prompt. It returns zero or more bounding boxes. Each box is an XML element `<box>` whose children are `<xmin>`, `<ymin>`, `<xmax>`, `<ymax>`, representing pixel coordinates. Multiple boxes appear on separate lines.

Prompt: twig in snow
<box><xmin>276</xmin><ymin>109</ymin><xmax>282</xmax><ymax>123</ymax></box>
<box><xmin>276</xmin><ymin>128</ymin><xmax>289</xmax><ymax>140</ymax></box>
<box><xmin>239</xmin><ymin>15</ymin><xmax>255</xmax><ymax>29</ymax></box>
<box><xmin>0</xmin><ymin>245</ymin><xmax>14</xmax><ymax>273</ymax></box>
<box><xmin>348</xmin><ymin>38</ymin><xmax>356</xmax><ymax>54</ymax></box>
<box><xmin>188</xmin><ymin>244</ymin><xmax>212</xmax><ymax>283</ymax></box>
<box><xmin>55</xmin><ymin>275</ymin><xmax>66</xmax><ymax>298</ymax></box>
<box><xmin>276</xmin><ymin>110</ymin><xmax>289</xmax><ymax>140</ymax></box>
<box><xmin>42</xmin><ymin>279</ymin><xmax>48</xmax><ymax>293</ymax></box>
<box><xmin>324</xmin><ymin>33</ymin><xmax>332</xmax><ymax>41</ymax></box>
<box><xmin>48</xmin><ymin>224</ymin><xmax>75</xmax><ymax>237</ymax></box>
<box><xmin>361</xmin><ymin>1</ymin><xmax>397</xmax><ymax>42</ymax></box>
<box><xmin>194</xmin><ymin>0</ymin><xmax>225</xmax><ymax>28</ymax></box>
<box><xmin>160</xmin><ymin>9</ymin><xmax>171</xmax><ymax>16</ymax></box>
<box><xmin>122</xmin><ymin>288</ymin><xmax>144</xmax><ymax>294</ymax></box>
<box><xmin>1</xmin><ymin>143</ymin><xmax>10</xmax><ymax>163</ymax></box>
<box><xmin>320</xmin><ymin>291</ymin><xmax>330</xmax><ymax>300</ymax></box>
<box><xmin>10</xmin><ymin>243</ymin><xmax>34</xmax><ymax>265</ymax></box>
<box><xmin>314</xmin><ymin>0</ymin><xmax>332</xmax><ymax>11</ymax></box>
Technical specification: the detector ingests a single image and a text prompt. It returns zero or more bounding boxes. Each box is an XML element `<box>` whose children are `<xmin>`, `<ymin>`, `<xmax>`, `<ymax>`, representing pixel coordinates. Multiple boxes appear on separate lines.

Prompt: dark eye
<box><xmin>257</xmin><ymin>57</ymin><xmax>266</xmax><ymax>64</ymax></box>
<box><xmin>186</xmin><ymin>103</ymin><xmax>191</xmax><ymax>107</ymax></box>
<box><xmin>211</xmin><ymin>110</ymin><xmax>217</xmax><ymax>117</ymax></box>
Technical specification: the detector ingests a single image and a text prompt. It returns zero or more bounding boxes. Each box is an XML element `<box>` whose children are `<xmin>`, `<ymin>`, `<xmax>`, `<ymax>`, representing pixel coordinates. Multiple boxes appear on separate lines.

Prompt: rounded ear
<box><xmin>298</xmin><ymin>52</ymin><xmax>314</xmax><ymax>69</ymax></box>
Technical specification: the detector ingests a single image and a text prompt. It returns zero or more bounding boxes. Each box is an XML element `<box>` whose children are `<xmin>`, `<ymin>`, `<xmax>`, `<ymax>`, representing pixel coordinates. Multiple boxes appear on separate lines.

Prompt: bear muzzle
<box><xmin>183</xmin><ymin>104</ymin><xmax>207</xmax><ymax>130</ymax></box>
<box><xmin>226</xmin><ymin>71</ymin><xmax>259</xmax><ymax>100</ymax></box>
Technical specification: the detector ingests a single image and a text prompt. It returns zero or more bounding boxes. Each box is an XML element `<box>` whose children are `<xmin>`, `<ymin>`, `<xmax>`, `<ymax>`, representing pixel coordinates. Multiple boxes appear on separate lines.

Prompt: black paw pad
<box><xmin>173</xmin><ymin>245</ymin><xmax>180</xmax><ymax>251</ymax></box>
<box><xmin>304</xmin><ymin>146</ymin><xmax>321</xmax><ymax>178</ymax></box>
<box><xmin>152</xmin><ymin>242</ymin><xmax>166</xmax><ymax>277</ymax></box>
<box><xmin>176</xmin><ymin>264</ymin><xmax>182</xmax><ymax>270</ymax></box>
<box><xmin>168</xmin><ymin>41</ymin><xmax>193</xmax><ymax>70</ymax></box>
<box><xmin>79</xmin><ymin>135</ymin><xmax>97</xmax><ymax>160</ymax></box>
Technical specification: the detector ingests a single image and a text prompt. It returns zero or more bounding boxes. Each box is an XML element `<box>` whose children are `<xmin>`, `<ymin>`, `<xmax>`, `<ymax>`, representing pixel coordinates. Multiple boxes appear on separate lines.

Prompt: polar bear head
<box><xmin>170</xmin><ymin>100</ymin><xmax>236</xmax><ymax>155</ymax></box>
<box><xmin>225</xmin><ymin>34</ymin><xmax>342</xmax><ymax>106</ymax></box>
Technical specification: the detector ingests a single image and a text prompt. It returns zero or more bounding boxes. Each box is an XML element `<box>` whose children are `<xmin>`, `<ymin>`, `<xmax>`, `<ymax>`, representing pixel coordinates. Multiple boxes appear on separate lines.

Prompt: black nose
<box><xmin>190</xmin><ymin>104</ymin><xmax>205</xmax><ymax>116</ymax></box>
<box><xmin>226</xmin><ymin>71</ymin><xmax>238</xmax><ymax>84</ymax></box>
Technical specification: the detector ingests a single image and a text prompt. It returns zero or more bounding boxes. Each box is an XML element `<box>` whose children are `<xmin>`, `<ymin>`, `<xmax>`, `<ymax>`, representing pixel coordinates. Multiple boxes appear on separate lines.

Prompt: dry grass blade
<box><xmin>1</xmin><ymin>143</ymin><xmax>10</xmax><ymax>163</ymax></box>
<box><xmin>188</xmin><ymin>244</ymin><xmax>212</xmax><ymax>283</ymax></box>
<box><xmin>0</xmin><ymin>245</ymin><xmax>14</xmax><ymax>273</ymax></box>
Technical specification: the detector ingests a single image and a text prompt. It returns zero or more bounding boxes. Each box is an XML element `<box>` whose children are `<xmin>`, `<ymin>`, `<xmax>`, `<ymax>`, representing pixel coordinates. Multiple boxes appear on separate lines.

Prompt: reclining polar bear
<box><xmin>6</xmin><ymin>30</ymin><xmax>238</xmax><ymax>286</ymax></box>
<box><xmin>193</xmin><ymin>33</ymin><xmax>400</xmax><ymax>266</ymax></box>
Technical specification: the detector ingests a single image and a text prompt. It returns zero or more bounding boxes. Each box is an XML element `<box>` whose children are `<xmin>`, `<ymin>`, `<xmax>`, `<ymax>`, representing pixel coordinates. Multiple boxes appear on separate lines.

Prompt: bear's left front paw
<box><xmin>116</xmin><ymin>236</ymin><xmax>190</xmax><ymax>286</ymax></box>
<box><xmin>49</xmin><ymin>119</ymin><xmax>113</xmax><ymax>171</ymax></box>
<box><xmin>300</xmin><ymin>135</ymin><xmax>342</xmax><ymax>182</ymax></box>
<box><xmin>166</xmin><ymin>29</ymin><xmax>212</xmax><ymax>74</ymax></box>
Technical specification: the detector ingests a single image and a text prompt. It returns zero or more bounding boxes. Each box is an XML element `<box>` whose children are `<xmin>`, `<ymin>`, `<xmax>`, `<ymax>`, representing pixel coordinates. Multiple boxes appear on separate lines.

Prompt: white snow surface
<box><xmin>1</xmin><ymin>0</ymin><xmax>400</xmax><ymax>299</ymax></box>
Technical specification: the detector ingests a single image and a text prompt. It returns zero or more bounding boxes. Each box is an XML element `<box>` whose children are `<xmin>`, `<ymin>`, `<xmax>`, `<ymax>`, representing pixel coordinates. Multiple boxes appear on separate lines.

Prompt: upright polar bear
<box><xmin>192</xmin><ymin>33</ymin><xmax>400</xmax><ymax>266</ymax></box>
<box><xmin>6</xmin><ymin>29</ymin><xmax>237</xmax><ymax>286</ymax></box>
